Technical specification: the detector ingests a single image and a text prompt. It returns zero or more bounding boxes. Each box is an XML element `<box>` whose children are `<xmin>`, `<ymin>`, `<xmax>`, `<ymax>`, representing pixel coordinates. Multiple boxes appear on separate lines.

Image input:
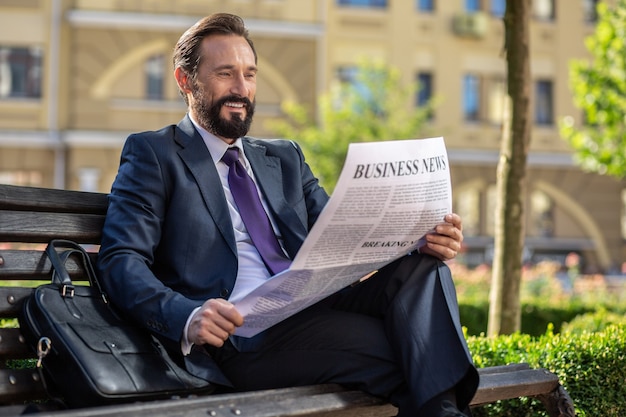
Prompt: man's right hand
<box><xmin>187</xmin><ymin>298</ymin><xmax>244</xmax><ymax>347</ymax></box>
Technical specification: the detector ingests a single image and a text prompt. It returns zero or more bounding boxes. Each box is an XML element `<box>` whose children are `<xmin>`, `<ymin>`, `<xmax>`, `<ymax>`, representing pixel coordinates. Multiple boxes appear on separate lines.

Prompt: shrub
<box><xmin>459</xmin><ymin>301</ymin><xmax>605</xmax><ymax>336</ymax></box>
<box><xmin>560</xmin><ymin>308</ymin><xmax>626</xmax><ymax>335</ymax></box>
<box><xmin>452</xmin><ymin>260</ymin><xmax>626</xmax><ymax>336</ymax></box>
<box><xmin>467</xmin><ymin>324</ymin><xmax>626</xmax><ymax>417</ymax></box>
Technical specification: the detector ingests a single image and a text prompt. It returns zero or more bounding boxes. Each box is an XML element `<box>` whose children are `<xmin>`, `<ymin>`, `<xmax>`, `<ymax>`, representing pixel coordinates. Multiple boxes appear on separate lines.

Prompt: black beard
<box><xmin>192</xmin><ymin>90</ymin><xmax>255</xmax><ymax>140</ymax></box>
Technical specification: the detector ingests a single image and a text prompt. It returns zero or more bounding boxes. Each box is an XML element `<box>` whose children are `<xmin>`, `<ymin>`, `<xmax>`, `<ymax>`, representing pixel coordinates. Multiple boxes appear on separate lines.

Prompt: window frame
<box><xmin>416</xmin><ymin>0</ymin><xmax>435</xmax><ymax>12</ymax></box>
<box><xmin>463</xmin><ymin>73</ymin><xmax>481</xmax><ymax>122</ymax></box>
<box><xmin>583</xmin><ymin>0</ymin><xmax>599</xmax><ymax>23</ymax></box>
<box><xmin>0</xmin><ymin>46</ymin><xmax>43</xmax><ymax>99</ymax></box>
<box><xmin>464</xmin><ymin>0</ymin><xmax>481</xmax><ymax>13</ymax></box>
<box><xmin>535</xmin><ymin>79</ymin><xmax>554</xmax><ymax>126</ymax></box>
<box><xmin>336</xmin><ymin>0</ymin><xmax>388</xmax><ymax>8</ymax></box>
<box><xmin>490</xmin><ymin>0</ymin><xmax>506</xmax><ymax>18</ymax></box>
<box><xmin>532</xmin><ymin>0</ymin><xmax>556</xmax><ymax>21</ymax></box>
<box><xmin>416</xmin><ymin>71</ymin><xmax>433</xmax><ymax>107</ymax></box>
<box><xmin>145</xmin><ymin>54</ymin><xmax>165</xmax><ymax>101</ymax></box>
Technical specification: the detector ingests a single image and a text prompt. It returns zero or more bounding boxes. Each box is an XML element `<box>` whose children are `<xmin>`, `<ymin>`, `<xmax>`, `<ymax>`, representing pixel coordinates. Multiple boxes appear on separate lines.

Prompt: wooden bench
<box><xmin>0</xmin><ymin>183</ymin><xmax>576</xmax><ymax>416</ymax></box>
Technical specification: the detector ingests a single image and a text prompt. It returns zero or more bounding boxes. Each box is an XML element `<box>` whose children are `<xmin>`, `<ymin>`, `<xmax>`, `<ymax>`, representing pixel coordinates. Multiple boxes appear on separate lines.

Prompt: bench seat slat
<box><xmin>471</xmin><ymin>368</ymin><xmax>559</xmax><ymax>405</ymax></box>
<box><xmin>476</xmin><ymin>363</ymin><xmax>530</xmax><ymax>374</ymax></box>
<box><xmin>0</xmin><ymin>211</ymin><xmax>104</xmax><ymax>244</ymax></box>
<box><xmin>0</xmin><ymin>366</ymin><xmax>563</xmax><ymax>415</ymax></box>
<box><xmin>8</xmin><ymin>386</ymin><xmax>393</xmax><ymax>417</ymax></box>
<box><xmin>0</xmin><ymin>369</ymin><xmax>46</xmax><ymax>403</ymax></box>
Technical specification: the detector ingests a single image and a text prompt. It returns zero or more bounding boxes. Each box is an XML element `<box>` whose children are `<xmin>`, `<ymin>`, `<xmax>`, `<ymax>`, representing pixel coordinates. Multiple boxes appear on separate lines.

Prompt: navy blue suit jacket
<box><xmin>97</xmin><ymin>115</ymin><xmax>329</xmax><ymax>385</ymax></box>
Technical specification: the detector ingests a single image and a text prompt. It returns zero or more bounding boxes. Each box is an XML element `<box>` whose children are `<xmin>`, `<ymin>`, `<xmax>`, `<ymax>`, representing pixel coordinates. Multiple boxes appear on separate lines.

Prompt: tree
<box><xmin>560</xmin><ymin>0</ymin><xmax>626</xmax><ymax>179</ymax></box>
<box><xmin>488</xmin><ymin>0</ymin><xmax>532</xmax><ymax>336</ymax></box>
<box><xmin>268</xmin><ymin>59</ymin><xmax>434</xmax><ymax>192</ymax></box>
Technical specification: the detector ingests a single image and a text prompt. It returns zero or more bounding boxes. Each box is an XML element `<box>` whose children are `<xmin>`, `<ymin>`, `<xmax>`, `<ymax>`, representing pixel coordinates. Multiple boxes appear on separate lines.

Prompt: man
<box><xmin>97</xmin><ymin>13</ymin><xmax>478</xmax><ymax>417</ymax></box>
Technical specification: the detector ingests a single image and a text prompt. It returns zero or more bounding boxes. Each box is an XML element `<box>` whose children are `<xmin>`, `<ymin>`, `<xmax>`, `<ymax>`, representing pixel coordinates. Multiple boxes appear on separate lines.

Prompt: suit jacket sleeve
<box><xmin>97</xmin><ymin>128</ymin><xmax>201</xmax><ymax>342</ymax></box>
<box><xmin>96</xmin><ymin>122</ymin><xmax>330</xmax><ymax>345</ymax></box>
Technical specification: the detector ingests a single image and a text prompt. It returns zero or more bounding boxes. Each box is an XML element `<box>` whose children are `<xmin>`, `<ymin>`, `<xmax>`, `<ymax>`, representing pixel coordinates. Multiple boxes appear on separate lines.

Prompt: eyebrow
<box><xmin>212</xmin><ymin>64</ymin><xmax>257</xmax><ymax>72</ymax></box>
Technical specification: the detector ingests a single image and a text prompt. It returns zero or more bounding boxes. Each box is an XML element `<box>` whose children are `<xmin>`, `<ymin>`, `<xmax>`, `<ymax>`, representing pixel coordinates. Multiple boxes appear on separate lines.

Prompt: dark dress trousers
<box><xmin>97</xmin><ymin>115</ymin><xmax>478</xmax><ymax>415</ymax></box>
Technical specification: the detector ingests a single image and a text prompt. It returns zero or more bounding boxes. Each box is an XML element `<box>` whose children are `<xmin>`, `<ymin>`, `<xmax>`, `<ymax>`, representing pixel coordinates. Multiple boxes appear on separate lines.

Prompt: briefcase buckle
<box><xmin>61</xmin><ymin>284</ymin><xmax>75</xmax><ymax>298</ymax></box>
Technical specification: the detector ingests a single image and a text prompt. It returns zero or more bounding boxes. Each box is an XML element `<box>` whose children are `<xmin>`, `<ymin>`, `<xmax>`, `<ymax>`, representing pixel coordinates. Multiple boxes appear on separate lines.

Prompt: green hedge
<box><xmin>467</xmin><ymin>321</ymin><xmax>626</xmax><ymax>417</ymax></box>
<box><xmin>459</xmin><ymin>301</ymin><xmax>626</xmax><ymax>336</ymax></box>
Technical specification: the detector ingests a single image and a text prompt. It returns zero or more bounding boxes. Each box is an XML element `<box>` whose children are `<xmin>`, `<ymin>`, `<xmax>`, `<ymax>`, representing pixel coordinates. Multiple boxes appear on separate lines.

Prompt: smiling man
<box><xmin>176</xmin><ymin>32</ymin><xmax>257</xmax><ymax>143</ymax></box>
<box><xmin>97</xmin><ymin>13</ymin><xmax>478</xmax><ymax>417</ymax></box>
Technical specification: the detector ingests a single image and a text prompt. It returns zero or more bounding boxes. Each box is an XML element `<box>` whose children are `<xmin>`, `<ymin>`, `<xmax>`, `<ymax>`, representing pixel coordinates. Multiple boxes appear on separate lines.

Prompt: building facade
<box><xmin>0</xmin><ymin>0</ymin><xmax>623</xmax><ymax>272</ymax></box>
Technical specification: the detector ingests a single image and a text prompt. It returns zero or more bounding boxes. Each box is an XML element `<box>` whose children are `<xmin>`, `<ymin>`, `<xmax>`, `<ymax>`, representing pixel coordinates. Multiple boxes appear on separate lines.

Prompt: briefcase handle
<box><xmin>46</xmin><ymin>239</ymin><xmax>107</xmax><ymax>302</ymax></box>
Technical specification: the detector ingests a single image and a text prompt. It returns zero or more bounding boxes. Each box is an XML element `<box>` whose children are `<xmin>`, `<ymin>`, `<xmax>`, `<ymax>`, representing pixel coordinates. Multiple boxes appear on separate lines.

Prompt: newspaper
<box><xmin>233</xmin><ymin>137</ymin><xmax>452</xmax><ymax>337</ymax></box>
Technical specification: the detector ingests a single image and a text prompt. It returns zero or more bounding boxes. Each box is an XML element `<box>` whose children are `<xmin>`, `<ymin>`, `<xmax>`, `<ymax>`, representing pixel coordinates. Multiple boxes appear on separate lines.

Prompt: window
<box><xmin>77</xmin><ymin>168</ymin><xmax>101</xmax><ymax>192</ymax></box>
<box><xmin>454</xmin><ymin>187</ymin><xmax>480</xmax><ymax>236</ymax></box>
<box><xmin>490</xmin><ymin>0</ymin><xmax>506</xmax><ymax>17</ymax></box>
<box><xmin>485</xmin><ymin>184</ymin><xmax>497</xmax><ymax>236</ymax></box>
<box><xmin>583</xmin><ymin>0</ymin><xmax>599</xmax><ymax>23</ymax></box>
<box><xmin>487</xmin><ymin>77</ymin><xmax>506</xmax><ymax>125</ymax></box>
<box><xmin>463</xmin><ymin>74</ymin><xmax>480</xmax><ymax>122</ymax></box>
<box><xmin>0</xmin><ymin>46</ymin><xmax>42</xmax><ymax>99</ymax></box>
<box><xmin>465</xmin><ymin>0</ymin><xmax>480</xmax><ymax>12</ymax></box>
<box><xmin>535</xmin><ymin>80</ymin><xmax>553</xmax><ymax>125</ymax></box>
<box><xmin>416</xmin><ymin>72</ymin><xmax>432</xmax><ymax>106</ymax></box>
<box><xmin>335</xmin><ymin>65</ymin><xmax>385</xmax><ymax>114</ymax></box>
<box><xmin>417</xmin><ymin>0</ymin><xmax>434</xmax><ymax>12</ymax></box>
<box><xmin>336</xmin><ymin>66</ymin><xmax>365</xmax><ymax>104</ymax></box>
<box><xmin>0</xmin><ymin>170</ymin><xmax>42</xmax><ymax>186</ymax></box>
<box><xmin>529</xmin><ymin>190</ymin><xmax>554</xmax><ymax>237</ymax></box>
<box><xmin>337</xmin><ymin>0</ymin><xmax>387</xmax><ymax>7</ymax></box>
<box><xmin>337</xmin><ymin>66</ymin><xmax>357</xmax><ymax>84</ymax></box>
<box><xmin>462</xmin><ymin>75</ymin><xmax>507</xmax><ymax>124</ymax></box>
<box><xmin>416</xmin><ymin>72</ymin><xmax>433</xmax><ymax>120</ymax></box>
<box><xmin>533</xmin><ymin>0</ymin><xmax>555</xmax><ymax>21</ymax></box>
<box><xmin>145</xmin><ymin>54</ymin><xmax>165</xmax><ymax>100</ymax></box>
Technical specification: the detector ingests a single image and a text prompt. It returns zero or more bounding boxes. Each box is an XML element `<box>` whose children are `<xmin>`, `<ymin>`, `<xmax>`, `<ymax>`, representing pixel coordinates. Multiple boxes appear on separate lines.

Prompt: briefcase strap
<box><xmin>46</xmin><ymin>239</ymin><xmax>107</xmax><ymax>303</ymax></box>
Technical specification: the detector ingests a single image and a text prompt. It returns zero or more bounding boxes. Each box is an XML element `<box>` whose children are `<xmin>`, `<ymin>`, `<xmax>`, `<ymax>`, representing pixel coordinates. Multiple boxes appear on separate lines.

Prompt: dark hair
<box><xmin>173</xmin><ymin>13</ymin><xmax>257</xmax><ymax>101</ymax></box>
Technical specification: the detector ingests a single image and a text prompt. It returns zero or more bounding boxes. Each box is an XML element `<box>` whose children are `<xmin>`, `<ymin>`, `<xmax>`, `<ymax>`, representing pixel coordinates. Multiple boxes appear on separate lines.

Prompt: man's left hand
<box><xmin>418</xmin><ymin>213</ymin><xmax>463</xmax><ymax>262</ymax></box>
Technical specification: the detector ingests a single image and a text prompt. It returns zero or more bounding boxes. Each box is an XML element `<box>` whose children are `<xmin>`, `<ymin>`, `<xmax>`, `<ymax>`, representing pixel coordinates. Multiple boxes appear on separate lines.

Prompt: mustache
<box><xmin>215</xmin><ymin>95</ymin><xmax>252</xmax><ymax>109</ymax></box>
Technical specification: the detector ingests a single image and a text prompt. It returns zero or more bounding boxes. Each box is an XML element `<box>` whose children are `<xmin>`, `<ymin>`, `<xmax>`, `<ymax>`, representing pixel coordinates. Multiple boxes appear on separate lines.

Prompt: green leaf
<box><xmin>560</xmin><ymin>0</ymin><xmax>626</xmax><ymax>179</ymax></box>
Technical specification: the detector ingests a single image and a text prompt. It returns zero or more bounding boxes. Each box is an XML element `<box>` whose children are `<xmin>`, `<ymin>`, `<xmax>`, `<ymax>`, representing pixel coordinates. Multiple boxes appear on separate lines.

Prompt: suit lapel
<box><xmin>243</xmin><ymin>140</ymin><xmax>284</xmax><ymax>211</ymax></box>
<box><xmin>171</xmin><ymin>119</ymin><xmax>308</xmax><ymax>260</ymax></box>
<box><xmin>243</xmin><ymin>140</ymin><xmax>308</xmax><ymax>258</ymax></box>
<box><xmin>175</xmin><ymin>116</ymin><xmax>237</xmax><ymax>257</ymax></box>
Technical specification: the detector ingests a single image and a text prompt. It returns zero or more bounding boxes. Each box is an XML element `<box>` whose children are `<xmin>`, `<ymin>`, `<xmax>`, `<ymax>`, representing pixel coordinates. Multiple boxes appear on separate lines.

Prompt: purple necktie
<box><xmin>222</xmin><ymin>147</ymin><xmax>291</xmax><ymax>275</ymax></box>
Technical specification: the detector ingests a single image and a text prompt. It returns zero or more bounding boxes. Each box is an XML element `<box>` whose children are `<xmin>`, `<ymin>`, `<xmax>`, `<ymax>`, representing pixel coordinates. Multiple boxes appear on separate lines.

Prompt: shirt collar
<box><xmin>188</xmin><ymin>113</ymin><xmax>245</xmax><ymax>165</ymax></box>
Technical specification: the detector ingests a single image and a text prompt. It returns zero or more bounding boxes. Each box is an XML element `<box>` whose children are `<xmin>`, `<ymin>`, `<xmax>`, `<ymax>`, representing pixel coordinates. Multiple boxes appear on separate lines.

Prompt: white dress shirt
<box><xmin>182</xmin><ymin>114</ymin><xmax>287</xmax><ymax>353</ymax></box>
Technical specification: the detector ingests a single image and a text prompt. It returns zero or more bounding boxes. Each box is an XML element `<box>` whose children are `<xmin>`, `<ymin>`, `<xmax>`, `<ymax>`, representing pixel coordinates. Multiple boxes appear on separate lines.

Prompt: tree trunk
<box><xmin>487</xmin><ymin>0</ymin><xmax>532</xmax><ymax>336</ymax></box>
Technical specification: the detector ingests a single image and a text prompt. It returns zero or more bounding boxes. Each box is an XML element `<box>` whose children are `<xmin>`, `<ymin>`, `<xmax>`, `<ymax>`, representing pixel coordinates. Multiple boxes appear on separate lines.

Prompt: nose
<box><xmin>230</xmin><ymin>72</ymin><xmax>250</xmax><ymax>97</ymax></box>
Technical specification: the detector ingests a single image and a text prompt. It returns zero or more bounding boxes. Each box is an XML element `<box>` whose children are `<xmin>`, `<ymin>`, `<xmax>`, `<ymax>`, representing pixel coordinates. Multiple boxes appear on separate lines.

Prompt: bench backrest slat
<box><xmin>0</xmin><ymin>184</ymin><xmax>108</xmax><ymax>214</ymax></box>
<box><xmin>0</xmin><ymin>184</ymin><xmax>109</xmax><ymax>406</ymax></box>
<box><xmin>0</xmin><ymin>211</ymin><xmax>105</xmax><ymax>244</ymax></box>
<box><xmin>0</xmin><ymin>288</ymin><xmax>33</xmax><ymax>318</ymax></box>
<box><xmin>0</xmin><ymin>250</ymin><xmax>97</xmax><ymax>281</ymax></box>
<box><xmin>0</xmin><ymin>328</ymin><xmax>32</xmax><ymax>359</ymax></box>
<box><xmin>0</xmin><ymin>184</ymin><xmax>108</xmax><ymax>245</ymax></box>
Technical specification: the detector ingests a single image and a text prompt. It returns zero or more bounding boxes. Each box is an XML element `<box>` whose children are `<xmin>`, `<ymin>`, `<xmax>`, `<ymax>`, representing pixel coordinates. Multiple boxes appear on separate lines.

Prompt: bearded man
<box><xmin>97</xmin><ymin>13</ymin><xmax>478</xmax><ymax>417</ymax></box>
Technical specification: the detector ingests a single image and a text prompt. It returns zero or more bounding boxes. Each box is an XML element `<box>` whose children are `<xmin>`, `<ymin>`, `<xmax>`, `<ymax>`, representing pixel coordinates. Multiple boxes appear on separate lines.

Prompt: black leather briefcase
<box><xmin>19</xmin><ymin>239</ymin><xmax>213</xmax><ymax>408</ymax></box>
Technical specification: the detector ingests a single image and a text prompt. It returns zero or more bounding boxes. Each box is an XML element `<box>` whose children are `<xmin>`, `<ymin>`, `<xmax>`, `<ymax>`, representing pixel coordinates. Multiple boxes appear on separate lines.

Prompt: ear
<box><xmin>174</xmin><ymin>67</ymin><xmax>192</xmax><ymax>94</ymax></box>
